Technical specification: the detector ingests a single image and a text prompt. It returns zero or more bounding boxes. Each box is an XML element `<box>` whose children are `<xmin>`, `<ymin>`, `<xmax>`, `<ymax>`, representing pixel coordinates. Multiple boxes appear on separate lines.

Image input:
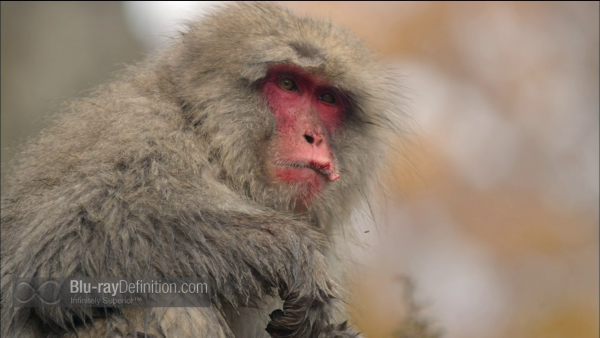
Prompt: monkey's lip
<box><xmin>276</xmin><ymin>161</ymin><xmax>340</xmax><ymax>182</ymax></box>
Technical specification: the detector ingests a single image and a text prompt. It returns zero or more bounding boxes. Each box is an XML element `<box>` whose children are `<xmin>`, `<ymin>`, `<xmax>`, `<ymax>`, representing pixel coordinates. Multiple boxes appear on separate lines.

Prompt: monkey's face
<box><xmin>261</xmin><ymin>65</ymin><xmax>345</xmax><ymax>202</ymax></box>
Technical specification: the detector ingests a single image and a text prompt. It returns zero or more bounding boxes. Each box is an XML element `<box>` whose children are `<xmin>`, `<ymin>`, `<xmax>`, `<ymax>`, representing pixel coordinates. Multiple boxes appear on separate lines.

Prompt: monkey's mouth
<box><xmin>276</xmin><ymin>161</ymin><xmax>339</xmax><ymax>182</ymax></box>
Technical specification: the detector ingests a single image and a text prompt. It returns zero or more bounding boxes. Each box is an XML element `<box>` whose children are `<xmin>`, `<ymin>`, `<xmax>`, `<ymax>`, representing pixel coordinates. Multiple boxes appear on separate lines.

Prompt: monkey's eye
<box><xmin>318</xmin><ymin>93</ymin><xmax>336</xmax><ymax>104</ymax></box>
<box><xmin>279</xmin><ymin>78</ymin><xmax>298</xmax><ymax>91</ymax></box>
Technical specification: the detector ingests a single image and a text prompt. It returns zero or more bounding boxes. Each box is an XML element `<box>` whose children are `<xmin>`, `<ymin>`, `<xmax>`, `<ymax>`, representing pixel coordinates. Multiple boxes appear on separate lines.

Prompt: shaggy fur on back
<box><xmin>1</xmin><ymin>2</ymin><xmax>404</xmax><ymax>337</ymax></box>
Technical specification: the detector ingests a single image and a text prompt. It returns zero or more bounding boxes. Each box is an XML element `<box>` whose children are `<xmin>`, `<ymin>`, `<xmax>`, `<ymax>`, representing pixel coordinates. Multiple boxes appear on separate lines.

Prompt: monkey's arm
<box><xmin>1</xmin><ymin>154</ymin><xmax>349</xmax><ymax>337</ymax></box>
<box><xmin>1</xmin><ymin>189</ymin><xmax>345</xmax><ymax>337</ymax></box>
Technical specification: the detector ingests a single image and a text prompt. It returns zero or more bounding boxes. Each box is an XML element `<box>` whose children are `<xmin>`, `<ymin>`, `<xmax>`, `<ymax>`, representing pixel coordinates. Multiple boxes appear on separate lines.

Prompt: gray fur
<box><xmin>1</xmin><ymin>2</ymin><xmax>404</xmax><ymax>337</ymax></box>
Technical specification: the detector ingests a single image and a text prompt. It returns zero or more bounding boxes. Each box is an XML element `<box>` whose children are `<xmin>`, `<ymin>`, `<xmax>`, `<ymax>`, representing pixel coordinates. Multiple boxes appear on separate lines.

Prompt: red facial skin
<box><xmin>262</xmin><ymin>65</ymin><xmax>345</xmax><ymax>201</ymax></box>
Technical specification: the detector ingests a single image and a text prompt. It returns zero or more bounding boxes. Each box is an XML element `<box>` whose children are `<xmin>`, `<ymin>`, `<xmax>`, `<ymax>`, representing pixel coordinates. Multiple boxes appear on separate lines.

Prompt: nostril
<box><xmin>304</xmin><ymin>134</ymin><xmax>314</xmax><ymax>144</ymax></box>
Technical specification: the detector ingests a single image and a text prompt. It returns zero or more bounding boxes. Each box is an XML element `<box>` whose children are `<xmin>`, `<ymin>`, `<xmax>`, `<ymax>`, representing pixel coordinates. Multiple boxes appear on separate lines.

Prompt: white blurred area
<box><xmin>122</xmin><ymin>1</ymin><xmax>221</xmax><ymax>50</ymax></box>
<box><xmin>1</xmin><ymin>2</ymin><xmax>597</xmax><ymax>338</ymax></box>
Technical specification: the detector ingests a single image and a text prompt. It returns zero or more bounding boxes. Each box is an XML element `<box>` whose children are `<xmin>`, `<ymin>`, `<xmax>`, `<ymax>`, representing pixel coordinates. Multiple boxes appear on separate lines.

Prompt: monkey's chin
<box><xmin>273</xmin><ymin>166</ymin><xmax>327</xmax><ymax>197</ymax></box>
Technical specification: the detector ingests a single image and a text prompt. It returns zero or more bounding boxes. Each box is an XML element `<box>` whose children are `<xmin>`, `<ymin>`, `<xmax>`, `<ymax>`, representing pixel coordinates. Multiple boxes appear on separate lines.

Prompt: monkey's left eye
<box><xmin>279</xmin><ymin>78</ymin><xmax>298</xmax><ymax>91</ymax></box>
<box><xmin>318</xmin><ymin>93</ymin><xmax>336</xmax><ymax>104</ymax></box>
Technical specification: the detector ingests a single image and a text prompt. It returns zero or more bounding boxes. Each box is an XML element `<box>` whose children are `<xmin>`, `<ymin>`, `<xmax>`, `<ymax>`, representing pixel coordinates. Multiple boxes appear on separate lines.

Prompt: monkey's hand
<box><xmin>262</xmin><ymin>245</ymin><xmax>353</xmax><ymax>338</ymax></box>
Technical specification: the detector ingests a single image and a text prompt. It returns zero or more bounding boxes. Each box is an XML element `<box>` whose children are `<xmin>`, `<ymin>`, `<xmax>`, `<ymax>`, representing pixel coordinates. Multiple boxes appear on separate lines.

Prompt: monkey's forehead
<box><xmin>180</xmin><ymin>2</ymin><xmax>389</xmax><ymax>97</ymax></box>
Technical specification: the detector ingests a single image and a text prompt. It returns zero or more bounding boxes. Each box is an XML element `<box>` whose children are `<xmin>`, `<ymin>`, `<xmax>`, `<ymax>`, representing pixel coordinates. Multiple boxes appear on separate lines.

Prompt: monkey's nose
<box><xmin>303</xmin><ymin>130</ymin><xmax>323</xmax><ymax>146</ymax></box>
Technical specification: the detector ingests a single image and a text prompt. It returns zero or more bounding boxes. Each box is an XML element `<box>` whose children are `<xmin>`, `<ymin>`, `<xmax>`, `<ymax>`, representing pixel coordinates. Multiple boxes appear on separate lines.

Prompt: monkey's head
<box><xmin>162</xmin><ymin>2</ymin><xmax>402</xmax><ymax>221</ymax></box>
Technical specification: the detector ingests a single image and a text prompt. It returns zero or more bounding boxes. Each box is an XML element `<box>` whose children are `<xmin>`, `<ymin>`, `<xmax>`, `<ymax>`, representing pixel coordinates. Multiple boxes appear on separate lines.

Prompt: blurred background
<box><xmin>1</xmin><ymin>2</ymin><xmax>598</xmax><ymax>338</ymax></box>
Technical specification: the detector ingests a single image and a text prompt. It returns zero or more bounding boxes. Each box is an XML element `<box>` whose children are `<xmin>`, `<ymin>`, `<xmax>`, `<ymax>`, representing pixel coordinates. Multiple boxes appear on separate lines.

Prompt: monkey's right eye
<box><xmin>279</xmin><ymin>78</ymin><xmax>298</xmax><ymax>91</ymax></box>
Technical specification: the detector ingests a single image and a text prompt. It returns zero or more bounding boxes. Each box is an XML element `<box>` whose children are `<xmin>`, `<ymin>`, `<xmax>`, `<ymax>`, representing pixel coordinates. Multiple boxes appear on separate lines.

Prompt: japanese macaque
<box><xmin>1</xmin><ymin>2</ymin><xmax>403</xmax><ymax>337</ymax></box>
